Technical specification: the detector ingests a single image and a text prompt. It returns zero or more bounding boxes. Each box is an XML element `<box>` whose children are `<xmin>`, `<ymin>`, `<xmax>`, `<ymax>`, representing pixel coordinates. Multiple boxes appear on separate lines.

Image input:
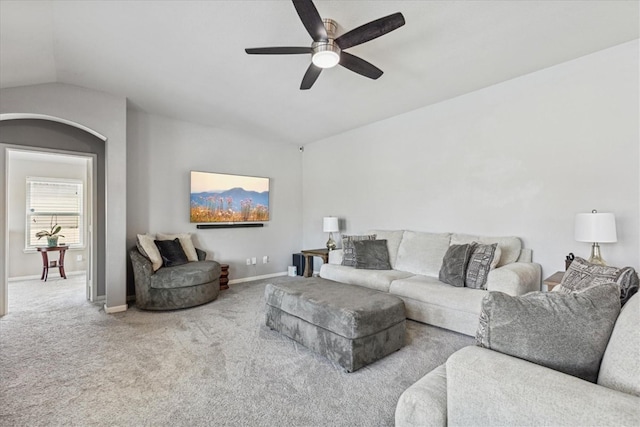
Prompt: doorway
<box><xmin>5</xmin><ymin>148</ymin><xmax>97</xmax><ymax>310</ymax></box>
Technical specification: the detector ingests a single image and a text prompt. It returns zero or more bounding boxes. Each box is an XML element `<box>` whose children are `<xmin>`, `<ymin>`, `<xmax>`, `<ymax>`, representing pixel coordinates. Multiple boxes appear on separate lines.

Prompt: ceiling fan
<box><xmin>245</xmin><ymin>0</ymin><xmax>405</xmax><ymax>90</ymax></box>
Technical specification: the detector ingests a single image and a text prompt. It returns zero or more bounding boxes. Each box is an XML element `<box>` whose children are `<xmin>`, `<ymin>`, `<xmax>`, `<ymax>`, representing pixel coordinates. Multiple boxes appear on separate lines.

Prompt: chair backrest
<box><xmin>597</xmin><ymin>293</ymin><xmax>640</xmax><ymax>396</ymax></box>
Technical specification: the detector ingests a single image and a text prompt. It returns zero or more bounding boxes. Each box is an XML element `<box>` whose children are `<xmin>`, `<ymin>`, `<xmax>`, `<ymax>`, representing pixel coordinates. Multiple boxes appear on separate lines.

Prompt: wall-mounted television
<box><xmin>190</xmin><ymin>171</ymin><xmax>269</xmax><ymax>223</ymax></box>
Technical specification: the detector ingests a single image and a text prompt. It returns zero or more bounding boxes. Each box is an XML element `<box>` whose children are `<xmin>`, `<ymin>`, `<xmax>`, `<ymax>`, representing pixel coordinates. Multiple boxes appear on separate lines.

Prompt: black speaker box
<box><xmin>292</xmin><ymin>253</ymin><xmax>306</xmax><ymax>276</ymax></box>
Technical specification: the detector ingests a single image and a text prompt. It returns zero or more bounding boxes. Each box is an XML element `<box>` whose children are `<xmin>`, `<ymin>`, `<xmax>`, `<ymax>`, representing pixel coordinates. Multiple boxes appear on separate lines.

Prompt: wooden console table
<box><xmin>300</xmin><ymin>248</ymin><xmax>329</xmax><ymax>278</ymax></box>
<box><xmin>36</xmin><ymin>246</ymin><xmax>68</xmax><ymax>281</ymax></box>
<box><xmin>220</xmin><ymin>263</ymin><xmax>229</xmax><ymax>290</ymax></box>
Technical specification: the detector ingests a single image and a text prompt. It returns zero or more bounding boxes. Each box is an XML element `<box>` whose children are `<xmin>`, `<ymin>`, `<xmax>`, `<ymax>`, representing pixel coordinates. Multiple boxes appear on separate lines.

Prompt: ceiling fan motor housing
<box><xmin>312</xmin><ymin>19</ymin><xmax>341</xmax><ymax>68</ymax></box>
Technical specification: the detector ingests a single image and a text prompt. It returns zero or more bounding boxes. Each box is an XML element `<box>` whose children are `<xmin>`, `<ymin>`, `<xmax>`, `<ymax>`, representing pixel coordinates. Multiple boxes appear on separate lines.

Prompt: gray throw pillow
<box><xmin>556</xmin><ymin>257</ymin><xmax>639</xmax><ymax>306</ymax></box>
<box><xmin>439</xmin><ymin>244</ymin><xmax>474</xmax><ymax>287</ymax></box>
<box><xmin>154</xmin><ymin>238</ymin><xmax>188</xmax><ymax>268</ymax></box>
<box><xmin>476</xmin><ymin>285</ymin><xmax>621</xmax><ymax>382</ymax></box>
<box><xmin>353</xmin><ymin>239</ymin><xmax>391</xmax><ymax>270</ymax></box>
<box><xmin>341</xmin><ymin>234</ymin><xmax>376</xmax><ymax>267</ymax></box>
<box><xmin>465</xmin><ymin>243</ymin><xmax>497</xmax><ymax>289</ymax></box>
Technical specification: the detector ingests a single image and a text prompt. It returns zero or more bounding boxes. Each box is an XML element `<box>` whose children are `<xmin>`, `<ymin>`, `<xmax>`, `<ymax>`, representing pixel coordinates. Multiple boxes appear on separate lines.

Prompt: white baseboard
<box><xmin>229</xmin><ymin>271</ymin><xmax>287</xmax><ymax>285</ymax></box>
<box><xmin>8</xmin><ymin>270</ymin><xmax>86</xmax><ymax>282</ymax></box>
<box><xmin>104</xmin><ymin>304</ymin><xmax>127</xmax><ymax>314</ymax></box>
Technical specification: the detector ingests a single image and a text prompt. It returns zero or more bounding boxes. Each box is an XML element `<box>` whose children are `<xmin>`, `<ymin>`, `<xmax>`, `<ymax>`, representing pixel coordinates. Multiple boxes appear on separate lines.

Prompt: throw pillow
<box><xmin>341</xmin><ymin>234</ymin><xmax>377</xmax><ymax>267</ymax></box>
<box><xmin>156</xmin><ymin>232</ymin><xmax>198</xmax><ymax>262</ymax></box>
<box><xmin>154</xmin><ymin>238</ymin><xmax>189</xmax><ymax>267</ymax></box>
<box><xmin>439</xmin><ymin>244</ymin><xmax>474</xmax><ymax>287</ymax></box>
<box><xmin>353</xmin><ymin>239</ymin><xmax>391</xmax><ymax>270</ymax></box>
<box><xmin>136</xmin><ymin>234</ymin><xmax>163</xmax><ymax>271</ymax></box>
<box><xmin>555</xmin><ymin>257</ymin><xmax>639</xmax><ymax>306</ymax></box>
<box><xmin>465</xmin><ymin>243</ymin><xmax>498</xmax><ymax>289</ymax></box>
<box><xmin>476</xmin><ymin>284</ymin><xmax>620</xmax><ymax>383</ymax></box>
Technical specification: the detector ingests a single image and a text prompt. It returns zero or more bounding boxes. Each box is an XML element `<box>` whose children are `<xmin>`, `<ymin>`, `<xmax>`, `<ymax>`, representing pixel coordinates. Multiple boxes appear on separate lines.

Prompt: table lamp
<box><xmin>574</xmin><ymin>210</ymin><xmax>617</xmax><ymax>266</ymax></box>
<box><xmin>323</xmin><ymin>217</ymin><xmax>339</xmax><ymax>251</ymax></box>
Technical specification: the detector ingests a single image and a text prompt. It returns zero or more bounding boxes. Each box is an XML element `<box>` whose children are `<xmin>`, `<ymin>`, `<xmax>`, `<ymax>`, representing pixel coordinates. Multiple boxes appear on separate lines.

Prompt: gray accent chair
<box><xmin>395</xmin><ymin>292</ymin><xmax>640</xmax><ymax>426</ymax></box>
<box><xmin>130</xmin><ymin>247</ymin><xmax>221</xmax><ymax>310</ymax></box>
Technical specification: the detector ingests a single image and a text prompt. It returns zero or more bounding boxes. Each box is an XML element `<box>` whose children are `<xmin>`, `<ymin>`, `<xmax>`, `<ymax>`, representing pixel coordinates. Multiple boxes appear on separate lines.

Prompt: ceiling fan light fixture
<box><xmin>312</xmin><ymin>50</ymin><xmax>340</xmax><ymax>68</ymax></box>
<box><xmin>311</xmin><ymin>38</ymin><xmax>341</xmax><ymax>68</ymax></box>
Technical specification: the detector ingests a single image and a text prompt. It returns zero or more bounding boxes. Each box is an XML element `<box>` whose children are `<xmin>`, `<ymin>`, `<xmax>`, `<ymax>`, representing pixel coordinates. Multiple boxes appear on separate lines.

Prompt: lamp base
<box><xmin>588</xmin><ymin>242</ymin><xmax>607</xmax><ymax>266</ymax></box>
<box><xmin>326</xmin><ymin>232</ymin><xmax>336</xmax><ymax>251</ymax></box>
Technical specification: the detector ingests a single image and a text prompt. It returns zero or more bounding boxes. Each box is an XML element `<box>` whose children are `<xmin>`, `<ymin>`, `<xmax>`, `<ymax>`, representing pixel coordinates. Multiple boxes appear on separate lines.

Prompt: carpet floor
<box><xmin>1</xmin><ymin>275</ymin><xmax>474</xmax><ymax>426</ymax></box>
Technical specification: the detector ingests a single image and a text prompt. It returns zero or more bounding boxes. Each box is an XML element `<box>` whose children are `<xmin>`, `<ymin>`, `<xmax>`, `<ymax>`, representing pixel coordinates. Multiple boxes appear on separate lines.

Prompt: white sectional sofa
<box><xmin>319</xmin><ymin>230</ymin><xmax>541</xmax><ymax>336</ymax></box>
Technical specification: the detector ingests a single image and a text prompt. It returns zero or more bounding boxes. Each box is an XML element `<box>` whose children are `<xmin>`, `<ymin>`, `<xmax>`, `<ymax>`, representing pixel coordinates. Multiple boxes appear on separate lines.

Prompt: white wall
<box><xmin>7</xmin><ymin>153</ymin><xmax>89</xmax><ymax>278</ymax></box>
<box><xmin>126</xmin><ymin>111</ymin><xmax>303</xmax><ymax>285</ymax></box>
<box><xmin>303</xmin><ymin>40</ymin><xmax>639</xmax><ymax>280</ymax></box>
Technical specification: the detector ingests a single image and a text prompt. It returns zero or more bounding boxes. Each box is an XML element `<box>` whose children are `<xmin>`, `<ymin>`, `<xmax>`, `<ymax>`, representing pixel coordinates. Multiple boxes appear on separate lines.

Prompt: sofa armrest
<box><xmin>486</xmin><ymin>262</ymin><xmax>541</xmax><ymax>295</ymax></box>
<box><xmin>446</xmin><ymin>346</ymin><xmax>640</xmax><ymax>426</ymax></box>
<box><xmin>396</xmin><ymin>364</ymin><xmax>448</xmax><ymax>427</ymax></box>
<box><xmin>328</xmin><ymin>249</ymin><xmax>343</xmax><ymax>265</ymax></box>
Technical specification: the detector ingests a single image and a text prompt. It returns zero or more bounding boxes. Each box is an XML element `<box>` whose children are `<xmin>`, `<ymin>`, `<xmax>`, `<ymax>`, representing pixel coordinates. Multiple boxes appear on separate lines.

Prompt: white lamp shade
<box><xmin>575</xmin><ymin>212</ymin><xmax>617</xmax><ymax>243</ymax></box>
<box><xmin>323</xmin><ymin>217</ymin><xmax>339</xmax><ymax>233</ymax></box>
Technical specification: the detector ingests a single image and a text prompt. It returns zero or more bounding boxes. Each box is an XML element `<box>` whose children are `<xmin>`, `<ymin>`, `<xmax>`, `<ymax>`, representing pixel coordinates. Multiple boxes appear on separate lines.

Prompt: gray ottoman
<box><xmin>265</xmin><ymin>279</ymin><xmax>406</xmax><ymax>372</ymax></box>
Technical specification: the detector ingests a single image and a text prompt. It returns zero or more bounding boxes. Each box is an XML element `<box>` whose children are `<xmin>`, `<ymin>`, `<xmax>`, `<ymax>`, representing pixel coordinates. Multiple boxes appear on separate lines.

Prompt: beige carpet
<box><xmin>1</xmin><ymin>275</ymin><xmax>473</xmax><ymax>426</ymax></box>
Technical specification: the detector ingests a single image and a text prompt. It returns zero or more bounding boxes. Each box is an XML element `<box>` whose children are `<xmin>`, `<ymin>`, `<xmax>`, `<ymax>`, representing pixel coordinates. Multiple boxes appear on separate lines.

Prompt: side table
<box><xmin>543</xmin><ymin>271</ymin><xmax>564</xmax><ymax>291</ymax></box>
<box><xmin>220</xmin><ymin>264</ymin><xmax>229</xmax><ymax>290</ymax></box>
<box><xmin>300</xmin><ymin>248</ymin><xmax>330</xmax><ymax>278</ymax></box>
<box><xmin>36</xmin><ymin>246</ymin><xmax>68</xmax><ymax>282</ymax></box>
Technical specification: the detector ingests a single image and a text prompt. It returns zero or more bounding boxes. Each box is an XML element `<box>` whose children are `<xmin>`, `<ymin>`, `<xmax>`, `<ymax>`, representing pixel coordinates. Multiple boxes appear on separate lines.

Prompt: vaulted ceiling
<box><xmin>1</xmin><ymin>1</ymin><xmax>638</xmax><ymax>145</ymax></box>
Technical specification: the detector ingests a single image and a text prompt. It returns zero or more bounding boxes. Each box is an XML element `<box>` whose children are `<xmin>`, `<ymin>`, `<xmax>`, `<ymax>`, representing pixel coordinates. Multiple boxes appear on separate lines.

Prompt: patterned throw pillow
<box><xmin>465</xmin><ymin>243</ymin><xmax>498</xmax><ymax>289</ymax></box>
<box><xmin>439</xmin><ymin>244</ymin><xmax>474</xmax><ymax>287</ymax></box>
<box><xmin>555</xmin><ymin>257</ymin><xmax>639</xmax><ymax>306</ymax></box>
<box><xmin>341</xmin><ymin>234</ymin><xmax>376</xmax><ymax>267</ymax></box>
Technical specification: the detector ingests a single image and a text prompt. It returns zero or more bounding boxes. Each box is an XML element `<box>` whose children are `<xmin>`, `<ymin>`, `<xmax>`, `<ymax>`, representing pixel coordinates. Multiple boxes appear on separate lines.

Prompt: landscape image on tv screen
<box><xmin>190</xmin><ymin>171</ymin><xmax>269</xmax><ymax>223</ymax></box>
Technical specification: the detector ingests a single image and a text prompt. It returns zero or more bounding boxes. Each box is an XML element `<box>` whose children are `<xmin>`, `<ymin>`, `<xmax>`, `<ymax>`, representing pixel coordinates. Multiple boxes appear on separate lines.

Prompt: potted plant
<box><xmin>35</xmin><ymin>216</ymin><xmax>65</xmax><ymax>247</ymax></box>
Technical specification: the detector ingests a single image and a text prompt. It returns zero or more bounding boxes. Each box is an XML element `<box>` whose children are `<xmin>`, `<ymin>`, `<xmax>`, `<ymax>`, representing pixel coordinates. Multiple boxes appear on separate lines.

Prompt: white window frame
<box><xmin>25</xmin><ymin>177</ymin><xmax>85</xmax><ymax>251</ymax></box>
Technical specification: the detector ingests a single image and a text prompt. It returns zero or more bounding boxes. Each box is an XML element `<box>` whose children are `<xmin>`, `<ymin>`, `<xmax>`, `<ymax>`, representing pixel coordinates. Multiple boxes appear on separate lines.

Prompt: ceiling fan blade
<box><xmin>245</xmin><ymin>47</ymin><xmax>312</xmax><ymax>55</ymax></box>
<box><xmin>292</xmin><ymin>0</ymin><xmax>328</xmax><ymax>42</ymax></box>
<box><xmin>335</xmin><ymin>12</ymin><xmax>405</xmax><ymax>50</ymax></box>
<box><xmin>339</xmin><ymin>52</ymin><xmax>383</xmax><ymax>80</ymax></box>
<box><xmin>300</xmin><ymin>63</ymin><xmax>322</xmax><ymax>90</ymax></box>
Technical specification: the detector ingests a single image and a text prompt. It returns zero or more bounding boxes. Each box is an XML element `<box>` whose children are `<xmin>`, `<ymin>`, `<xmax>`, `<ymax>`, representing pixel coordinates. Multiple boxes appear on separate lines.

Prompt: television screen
<box><xmin>190</xmin><ymin>171</ymin><xmax>269</xmax><ymax>223</ymax></box>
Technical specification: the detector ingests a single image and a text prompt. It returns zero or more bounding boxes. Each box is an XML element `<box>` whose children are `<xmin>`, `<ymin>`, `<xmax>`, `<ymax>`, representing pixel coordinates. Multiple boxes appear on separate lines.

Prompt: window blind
<box><xmin>26</xmin><ymin>178</ymin><xmax>84</xmax><ymax>248</ymax></box>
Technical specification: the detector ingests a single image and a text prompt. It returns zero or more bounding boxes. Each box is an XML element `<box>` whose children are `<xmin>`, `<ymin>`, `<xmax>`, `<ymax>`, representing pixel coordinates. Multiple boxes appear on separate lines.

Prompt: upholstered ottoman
<box><xmin>264</xmin><ymin>279</ymin><xmax>406</xmax><ymax>372</ymax></box>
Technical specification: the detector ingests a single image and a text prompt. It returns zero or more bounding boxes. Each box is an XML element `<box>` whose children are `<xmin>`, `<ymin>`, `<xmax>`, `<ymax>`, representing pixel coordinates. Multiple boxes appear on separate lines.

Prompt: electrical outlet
<box><xmin>251</xmin><ymin>257</ymin><xmax>257</xmax><ymax>265</ymax></box>
<box><xmin>263</xmin><ymin>255</ymin><xmax>269</xmax><ymax>264</ymax></box>
<box><xmin>76</xmin><ymin>255</ymin><xmax>83</xmax><ymax>261</ymax></box>
<box><xmin>246</xmin><ymin>258</ymin><xmax>251</xmax><ymax>265</ymax></box>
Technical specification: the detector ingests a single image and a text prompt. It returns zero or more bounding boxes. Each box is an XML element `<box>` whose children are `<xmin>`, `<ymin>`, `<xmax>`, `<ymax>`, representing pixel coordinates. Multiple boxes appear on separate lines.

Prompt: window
<box><xmin>26</xmin><ymin>177</ymin><xmax>84</xmax><ymax>249</ymax></box>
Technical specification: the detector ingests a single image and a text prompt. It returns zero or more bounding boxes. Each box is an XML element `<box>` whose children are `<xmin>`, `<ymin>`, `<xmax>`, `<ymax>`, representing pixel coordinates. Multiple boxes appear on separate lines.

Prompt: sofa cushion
<box><xmin>150</xmin><ymin>260</ymin><xmax>221</xmax><ymax>289</ymax></box>
<box><xmin>136</xmin><ymin>233</ymin><xmax>163</xmax><ymax>271</ymax></box>
<box><xmin>476</xmin><ymin>285</ymin><xmax>620</xmax><ymax>382</ymax></box>
<box><xmin>439</xmin><ymin>243</ymin><xmax>474</xmax><ymax>287</ymax></box>
<box><xmin>389</xmin><ymin>275</ymin><xmax>487</xmax><ymax>315</ymax></box>
<box><xmin>598</xmin><ymin>293</ymin><xmax>640</xmax><ymax>396</ymax></box>
<box><xmin>367</xmin><ymin>230</ymin><xmax>405</xmax><ymax>269</ymax></box>
<box><xmin>156</xmin><ymin>232</ymin><xmax>198</xmax><ymax>262</ymax></box>
<box><xmin>451</xmin><ymin>233</ymin><xmax>521</xmax><ymax>267</ymax></box>
<box><xmin>354</xmin><ymin>239</ymin><xmax>391</xmax><ymax>270</ymax></box>
<box><xmin>555</xmin><ymin>257</ymin><xmax>639</xmax><ymax>306</ymax></box>
<box><xmin>465</xmin><ymin>243</ymin><xmax>498</xmax><ymax>290</ymax></box>
<box><xmin>319</xmin><ymin>264</ymin><xmax>413</xmax><ymax>293</ymax></box>
<box><xmin>395</xmin><ymin>231</ymin><xmax>452</xmax><ymax>277</ymax></box>
<box><xmin>154</xmin><ymin>238</ymin><xmax>189</xmax><ymax>267</ymax></box>
<box><xmin>341</xmin><ymin>234</ymin><xmax>376</xmax><ymax>267</ymax></box>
